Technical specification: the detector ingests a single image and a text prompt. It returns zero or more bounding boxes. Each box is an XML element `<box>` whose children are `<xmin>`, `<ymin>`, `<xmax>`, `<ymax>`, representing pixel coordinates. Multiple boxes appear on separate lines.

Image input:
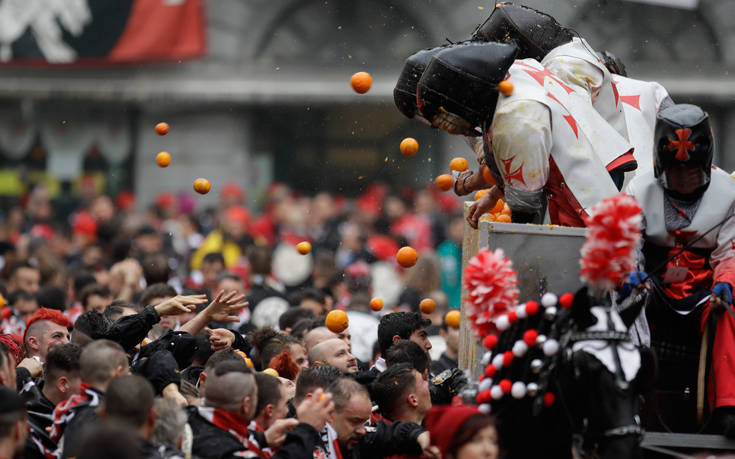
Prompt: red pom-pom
<box><xmin>485</xmin><ymin>364</ymin><xmax>497</xmax><ymax>378</ymax></box>
<box><xmin>499</xmin><ymin>379</ymin><xmax>512</xmax><ymax>394</ymax></box>
<box><xmin>559</xmin><ymin>293</ymin><xmax>574</xmax><ymax>310</ymax></box>
<box><xmin>483</xmin><ymin>334</ymin><xmax>499</xmax><ymax>350</ymax></box>
<box><xmin>523</xmin><ymin>329</ymin><xmax>539</xmax><ymax>346</ymax></box>
<box><xmin>508</xmin><ymin>310</ymin><xmax>518</xmax><ymax>323</ymax></box>
<box><xmin>502</xmin><ymin>351</ymin><xmax>514</xmax><ymax>367</ymax></box>
<box><xmin>544</xmin><ymin>392</ymin><xmax>556</xmax><ymax>407</ymax></box>
<box><xmin>580</xmin><ymin>194</ymin><xmax>642</xmax><ymax>291</ymax></box>
<box><xmin>463</xmin><ymin>248</ymin><xmax>519</xmax><ymax>338</ymax></box>
<box><xmin>476</xmin><ymin>390</ymin><xmax>492</xmax><ymax>404</ymax></box>
<box><xmin>525</xmin><ymin>301</ymin><xmax>539</xmax><ymax>316</ymax></box>
<box><xmin>479</xmin><ymin>374</ymin><xmax>486</xmax><ymax>381</ymax></box>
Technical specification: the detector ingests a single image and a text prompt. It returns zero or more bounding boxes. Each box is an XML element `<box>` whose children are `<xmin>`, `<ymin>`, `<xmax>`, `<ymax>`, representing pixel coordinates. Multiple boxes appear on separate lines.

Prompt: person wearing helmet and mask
<box><xmin>623</xmin><ymin>104</ymin><xmax>735</xmax><ymax>437</ymax></box>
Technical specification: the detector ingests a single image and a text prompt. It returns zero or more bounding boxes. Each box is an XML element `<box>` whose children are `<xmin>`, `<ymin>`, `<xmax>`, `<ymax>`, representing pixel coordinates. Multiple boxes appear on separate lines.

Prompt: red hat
<box><xmin>72</xmin><ymin>212</ymin><xmax>97</xmax><ymax>239</ymax></box>
<box><xmin>225</xmin><ymin>205</ymin><xmax>251</xmax><ymax>228</ymax></box>
<box><xmin>155</xmin><ymin>192</ymin><xmax>176</xmax><ymax>209</ymax></box>
<box><xmin>220</xmin><ymin>182</ymin><xmax>246</xmax><ymax>202</ymax></box>
<box><xmin>425</xmin><ymin>405</ymin><xmax>481</xmax><ymax>458</ymax></box>
<box><xmin>23</xmin><ymin>308</ymin><xmax>70</xmax><ymax>345</ymax></box>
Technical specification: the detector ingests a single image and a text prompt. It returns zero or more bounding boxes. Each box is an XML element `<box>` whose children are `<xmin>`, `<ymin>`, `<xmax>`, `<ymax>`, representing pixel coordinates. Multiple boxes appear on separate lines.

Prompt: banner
<box><xmin>0</xmin><ymin>0</ymin><xmax>205</xmax><ymax>65</ymax></box>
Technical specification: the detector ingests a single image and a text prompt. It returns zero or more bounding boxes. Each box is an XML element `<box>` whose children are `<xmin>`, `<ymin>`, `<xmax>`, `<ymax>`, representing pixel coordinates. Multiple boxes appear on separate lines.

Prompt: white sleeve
<box><xmin>543</xmin><ymin>56</ymin><xmax>604</xmax><ymax>103</ymax></box>
<box><xmin>490</xmin><ymin>99</ymin><xmax>552</xmax><ymax>192</ymax></box>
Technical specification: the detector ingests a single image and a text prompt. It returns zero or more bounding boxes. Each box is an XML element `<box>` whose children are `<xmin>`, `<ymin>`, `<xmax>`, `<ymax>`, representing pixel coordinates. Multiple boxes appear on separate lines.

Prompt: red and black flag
<box><xmin>0</xmin><ymin>0</ymin><xmax>205</xmax><ymax>65</ymax></box>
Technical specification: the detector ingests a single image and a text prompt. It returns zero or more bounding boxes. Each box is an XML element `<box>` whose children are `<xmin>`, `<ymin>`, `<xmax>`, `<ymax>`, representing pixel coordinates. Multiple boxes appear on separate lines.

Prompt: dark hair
<box><xmin>448</xmin><ymin>414</ymin><xmax>496</xmax><ymax>456</ymax></box>
<box><xmin>385</xmin><ymin>340</ymin><xmax>431</xmax><ymax>375</ymax></box>
<box><xmin>191</xmin><ymin>333</ymin><xmax>215</xmax><ymax>366</ymax></box>
<box><xmin>255</xmin><ymin>373</ymin><xmax>283</xmax><ymax>417</ymax></box>
<box><xmin>247</xmin><ymin>246</ymin><xmax>272</xmax><ymax>275</ymax></box>
<box><xmin>290</xmin><ymin>288</ymin><xmax>325</xmax><ymax>307</ymax></box>
<box><xmin>378</xmin><ymin>312</ymin><xmax>430</xmax><ymax>355</ymax></box>
<box><xmin>36</xmin><ymin>286</ymin><xmax>66</xmax><ymax>311</ymax></box>
<box><xmin>290</xmin><ymin>318</ymin><xmax>315</xmax><ymax>341</ymax></box>
<box><xmin>295</xmin><ymin>365</ymin><xmax>342</xmax><ymax>404</ymax></box>
<box><xmin>139</xmin><ymin>283</ymin><xmax>176</xmax><ymax>309</ymax></box>
<box><xmin>79</xmin><ymin>283</ymin><xmax>111</xmax><ymax>309</ymax></box>
<box><xmin>213</xmin><ymin>359</ymin><xmax>251</xmax><ymax>376</ymax></box>
<box><xmin>104</xmin><ymin>375</ymin><xmax>155</xmax><ymax>428</ymax></box>
<box><xmin>45</xmin><ymin>343</ymin><xmax>81</xmax><ymax>381</ymax></box>
<box><xmin>74</xmin><ymin>311</ymin><xmax>112</xmax><ymax>340</ymax></box>
<box><xmin>279</xmin><ymin>307</ymin><xmax>315</xmax><ymax>331</ymax></box>
<box><xmin>204</xmin><ymin>349</ymin><xmax>247</xmax><ymax>371</ymax></box>
<box><xmin>8</xmin><ymin>289</ymin><xmax>35</xmax><ymax>306</ymax></box>
<box><xmin>141</xmin><ymin>253</ymin><xmax>171</xmax><ymax>285</ymax></box>
<box><xmin>202</xmin><ymin>252</ymin><xmax>225</xmax><ymax>266</ymax></box>
<box><xmin>372</xmin><ymin>363</ymin><xmax>417</xmax><ymax>420</ymax></box>
<box><xmin>326</xmin><ymin>377</ymin><xmax>369</xmax><ymax>411</ymax></box>
<box><xmin>77</xmin><ymin>421</ymin><xmax>141</xmax><ymax>459</ymax></box>
<box><xmin>72</xmin><ymin>270</ymin><xmax>97</xmax><ymax>297</ymax></box>
<box><xmin>8</xmin><ymin>261</ymin><xmax>38</xmax><ymax>279</ymax></box>
<box><xmin>103</xmin><ymin>301</ymin><xmax>138</xmax><ymax>323</ymax></box>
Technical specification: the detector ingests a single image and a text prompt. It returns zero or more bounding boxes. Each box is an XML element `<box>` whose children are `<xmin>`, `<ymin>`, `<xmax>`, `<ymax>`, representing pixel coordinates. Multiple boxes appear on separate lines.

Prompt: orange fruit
<box><xmin>396</xmin><ymin>246</ymin><xmax>418</xmax><ymax>268</ymax></box>
<box><xmin>400</xmin><ymin>137</ymin><xmax>419</xmax><ymax>157</ymax></box>
<box><xmin>498</xmin><ymin>80</ymin><xmax>514</xmax><ymax>96</ymax></box>
<box><xmin>369</xmin><ymin>297</ymin><xmax>384</xmax><ymax>311</ymax></box>
<box><xmin>501</xmin><ymin>204</ymin><xmax>512</xmax><ymax>216</ymax></box>
<box><xmin>193</xmin><ymin>178</ymin><xmax>211</xmax><ymax>194</ymax></box>
<box><xmin>296</xmin><ymin>241</ymin><xmax>312</xmax><ymax>255</ymax></box>
<box><xmin>474</xmin><ymin>189</ymin><xmax>490</xmax><ymax>201</ymax></box>
<box><xmin>445</xmin><ymin>310</ymin><xmax>460</xmax><ymax>328</ymax></box>
<box><xmin>0</xmin><ymin>294</ymin><xmax>5</xmax><ymax>307</ymax></box>
<box><xmin>318</xmin><ymin>393</ymin><xmax>326</xmax><ymax>402</ymax></box>
<box><xmin>419</xmin><ymin>298</ymin><xmax>436</xmax><ymax>314</ymax></box>
<box><xmin>262</xmin><ymin>368</ymin><xmax>279</xmax><ymax>378</ymax></box>
<box><xmin>491</xmin><ymin>198</ymin><xmax>504</xmax><ymax>214</ymax></box>
<box><xmin>350</xmin><ymin>71</ymin><xmax>373</xmax><ymax>94</ymax></box>
<box><xmin>449</xmin><ymin>157</ymin><xmax>469</xmax><ymax>172</ymax></box>
<box><xmin>326</xmin><ymin>310</ymin><xmax>349</xmax><ymax>333</ymax></box>
<box><xmin>156</xmin><ymin>151</ymin><xmax>171</xmax><ymax>167</ymax></box>
<box><xmin>482</xmin><ymin>166</ymin><xmax>496</xmax><ymax>186</ymax></box>
<box><xmin>496</xmin><ymin>214</ymin><xmax>512</xmax><ymax>223</ymax></box>
<box><xmin>435</xmin><ymin>174</ymin><xmax>453</xmax><ymax>191</ymax></box>
<box><xmin>155</xmin><ymin>122</ymin><xmax>169</xmax><ymax>135</ymax></box>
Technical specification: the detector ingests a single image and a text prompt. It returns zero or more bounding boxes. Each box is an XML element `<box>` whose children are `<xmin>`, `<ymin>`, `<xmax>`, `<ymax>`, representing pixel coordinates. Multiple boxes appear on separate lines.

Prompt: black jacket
<box><xmin>20</xmin><ymin>379</ymin><xmax>57</xmax><ymax>459</ymax></box>
<box><xmin>316</xmin><ymin>420</ymin><xmax>424</xmax><ymax>459</ymax></box>
<box><xmin>187</xmin><ymin>406</ymin><xmax>319</xmax><ymax>459</ymax></box>
<box><xmin>431</xmin><ymin>352</ymin><xmax>458</xmax><ymax>375</ymax></box>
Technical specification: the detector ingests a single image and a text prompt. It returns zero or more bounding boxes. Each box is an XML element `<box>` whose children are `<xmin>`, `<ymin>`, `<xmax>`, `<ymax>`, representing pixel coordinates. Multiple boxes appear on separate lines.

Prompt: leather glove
<box><xmin>430</xmin><ymin>368</ymin><xmax>469</xmax><ymax>405</ymax></box>
<box><xmin>619</xmin><ymin>270</ymin><xmax>648</xmax><ymax>298</ymax></box>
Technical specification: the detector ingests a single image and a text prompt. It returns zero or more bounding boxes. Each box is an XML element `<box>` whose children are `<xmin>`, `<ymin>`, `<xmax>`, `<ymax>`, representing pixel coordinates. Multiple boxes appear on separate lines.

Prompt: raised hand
<box><xmin>205</xmin><ymin>291</ymin><xmax>249</xmax><ymax>323</ymax></box>
<box><xmin>205</xmin><ymin>327</ymin><xmax>235</xmax><ymax>351</ymax></box>
<box><xmin>153</xmin><ymin>294</ymin><xmax>208</xmax><ymax>317</ymax></box>
<box><xmin>296</xmin><ymin>388</ymin><xmax>334</xmax><ymax>432</ymax></box>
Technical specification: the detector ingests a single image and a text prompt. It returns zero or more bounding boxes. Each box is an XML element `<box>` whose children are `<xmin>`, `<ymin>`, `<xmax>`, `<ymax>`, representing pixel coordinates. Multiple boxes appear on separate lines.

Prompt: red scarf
<box><xmin>197</xmin><ymin>406</ymin><xmax>272</xmax><ymax>458</ymax></box>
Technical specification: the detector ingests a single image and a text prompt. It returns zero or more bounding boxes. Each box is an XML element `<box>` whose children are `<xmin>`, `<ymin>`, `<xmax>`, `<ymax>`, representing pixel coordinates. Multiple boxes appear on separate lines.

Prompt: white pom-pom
<box><xmin>481</xmin><ymin>351</ymin><xmax>492</xmax><ymax>365</ymax></box>
<box><xmin>541</xmin><ymin>292</ymin><xmax>558</xmax><ymax>307</ymax></box>
<box><xmin>544</xmin><ymin>306</ymin><xmax>557</xmax><ymax>320</ymax></box>
<box><xmin>478</xmin><ymin>403</ymin><xmax>492</xmax><ymax>414</ymax></box>
<box><xmin>516</xmin><ymin>304</ymin><xmax>528</xmax><ymax>319</ymax></box>
<box><xmin>536</xmin><ymin>334</ymin><xmax>547</xmax><ymax>347</ymax></box>
<box><xmin>496</xmin><ymin>315</ymin><xmax>510</xmax><ymax>331</ymax></box>
<box><xmin>479</xmin><ymin>378</ymin><xmax>493</xmax><ymax>393</ymax></box>
<box><xmin>512</xmin><ymin>340</ymin><xmax>528</xmax><ymax>357</ymax></box>
<box><xmin>543</xmin><ymin>339</ymin><xmax>560</xmax><ymax>356</ymax></box>
<box><xmin>527</xmin><ymin>382</ymin><xmax>539</xmax><ymax>397</ymax></box>
<box><xmin>492</xmin><ymin>353</ymin><xmax>505</xmax><ymax>369</ymax></box>
<box><xmin>491</xmin><ymin>385</ymin><xmax>504</xmax><ymax>400</ymax></box>
<box><xmin>511</xmin><ymin>381</ymin><xmax>527</xmax><ymax>399</ymax></box>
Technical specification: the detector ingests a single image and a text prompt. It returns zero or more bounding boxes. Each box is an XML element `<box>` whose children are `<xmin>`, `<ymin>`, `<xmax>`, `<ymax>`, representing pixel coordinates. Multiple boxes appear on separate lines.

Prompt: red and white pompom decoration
<box><xmin>580</xmin><ymin>194</ymin><xmax>642</xmax><ymax>291</ymax></box>
<box><xmin>463</xmin><ymin>248</ymin><xmax>520</xmax><ymax>338</ymax></box>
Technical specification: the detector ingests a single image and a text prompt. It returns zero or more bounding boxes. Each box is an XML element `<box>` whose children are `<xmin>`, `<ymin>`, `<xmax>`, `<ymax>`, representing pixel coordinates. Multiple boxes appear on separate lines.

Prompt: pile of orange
<box><xmin>487</xmin><ymin>198</ymin><xmax>512</xmax><ymax>222</ymax></box>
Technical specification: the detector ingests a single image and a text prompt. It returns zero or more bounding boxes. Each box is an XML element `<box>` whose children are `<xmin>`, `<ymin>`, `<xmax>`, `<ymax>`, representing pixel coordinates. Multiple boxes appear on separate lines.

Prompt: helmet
<box><xmin>653</xmin><ymin>104</ymin><xmax>713</xmax><ymax>195</ymax></box>
<box><xmin>417</xmin><ymin>41</ymin><xmax>518</xmax><ymax>135</ymax></box>
<box><xmin>394</xmin><ymin>45</ymin><xmax>452</xmax><ymax>125</ymax></box>
<box><xmin>472</xmin><ymin>3</ymin><xmax>572</xmax><ymax>61</ymax></box>
<box><xmin>596</xmin><ymin>50</ymin><xmax>627</xmax><ymax>77</ymax></box>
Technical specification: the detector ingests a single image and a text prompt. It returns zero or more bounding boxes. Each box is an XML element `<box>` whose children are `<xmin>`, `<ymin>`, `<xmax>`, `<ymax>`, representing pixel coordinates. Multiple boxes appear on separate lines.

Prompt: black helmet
<box><xmin>417</xmin><ymin>41</ymin><xmax>518</xmax><ymax>135</ymax></box>
<box><xmin>597</xmin><ymin>50</ymin><xmax>627</xmax><ymax>77</ymax></box>
<box><xmin>472</xmin><ymin>3</ymin><xmax>573</xmax><ymax>61</ymax></box>
<box><xmin>654</xmin><ymin>104</ymin><xmax>714</xmax><ymax>195</ymax></box>
<box><xmin>394</xmin><ymin>45</ymin><xmax>455</xmax><ymax>125</ymax></box>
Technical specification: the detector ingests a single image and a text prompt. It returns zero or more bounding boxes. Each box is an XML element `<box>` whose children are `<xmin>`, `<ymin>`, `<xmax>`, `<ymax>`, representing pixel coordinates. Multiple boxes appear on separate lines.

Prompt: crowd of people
<box><xmin>0</xmin><ymin>170</ymin><xmax>487</xmax><ymax>459</ymax></box>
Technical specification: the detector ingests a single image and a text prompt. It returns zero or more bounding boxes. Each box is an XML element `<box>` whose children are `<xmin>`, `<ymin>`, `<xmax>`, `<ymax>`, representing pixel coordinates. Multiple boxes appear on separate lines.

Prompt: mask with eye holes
<box><xmin>653</xmin><ymin>104</ymin><xmax>714</xmax><ymax>198</ymax></box>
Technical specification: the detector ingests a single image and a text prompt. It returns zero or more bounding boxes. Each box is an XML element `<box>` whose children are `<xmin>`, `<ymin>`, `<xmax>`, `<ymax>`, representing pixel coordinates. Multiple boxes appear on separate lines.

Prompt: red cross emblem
<box><xmin>620</xmin><ymin>95</ymin><xmax>641</xmax><ymax>111</ymax></box>
<box><xmin>668</xmin><ymin>128</ymin><xmax>694</xmax><ymax>161</ymax></box>
<box><xmin>546</xmin><ymin>92</ymin><xmax>578</xmax><ymax>138</ymax></box>
<box><xmin>515</xmin><ymin>61</ymin><xmax>576</xmax><ymax>94</ymax></box>
<box><xmin>500</xmin><ymin>156</ymin><xmax>526</xmax><ymax>186</ymax></box>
